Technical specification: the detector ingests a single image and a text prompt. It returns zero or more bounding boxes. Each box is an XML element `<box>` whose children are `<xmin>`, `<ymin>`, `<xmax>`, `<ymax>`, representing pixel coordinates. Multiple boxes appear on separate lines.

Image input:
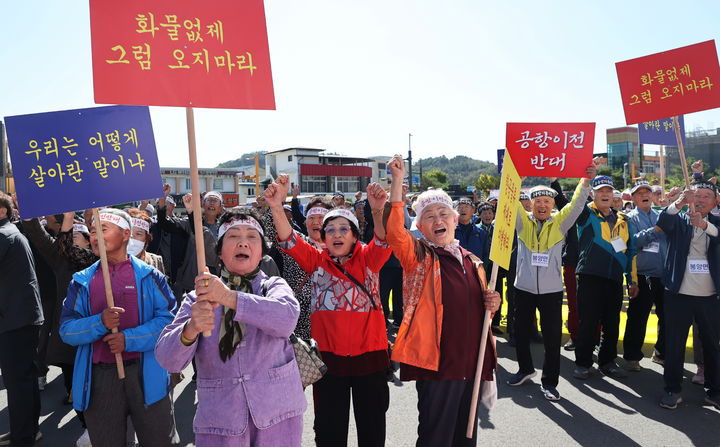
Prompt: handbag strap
<box><xmin>333</xmin><ymin>262</ymin><xmax>378</xmax><ymax>311</ymax></box>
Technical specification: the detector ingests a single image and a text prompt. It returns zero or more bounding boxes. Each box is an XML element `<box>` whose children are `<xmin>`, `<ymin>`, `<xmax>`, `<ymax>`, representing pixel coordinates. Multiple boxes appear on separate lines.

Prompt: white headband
<box><xmin>306</xmin><ymin>207</ymin><xmax>330</xmax><ymax>218</ymax></box>
<box><xmin>73</xmin><ymin>224</ymin><xmax>89</xmax><ymax>234</ymax></box>
<box><xmin>99</xmin><ymin>212</ymin><xmax>131</xmax><ymax>230</ymax></box>
<box><xmin>413</xmin><ymin>194</ymin><xmax>453</xmax><ymax>220</ymax></box>
<box><xmin>323</xmin><ymin>208</ymin><xmax>359</xmax><ymax>229</ymax></box>
<box><xmin>218</xmin><ymin>218</ymin><xmax>264</xmax><ymax>239</ymax></box>
<box><xmin>204</xmin><ymin>191</ymin><xmax>223</xmax><ymax>202</ymax></box>
<box><xmin>131</xmin><ymin>217</ymin><xmax>150</xmax><ymax>233</ymax></box>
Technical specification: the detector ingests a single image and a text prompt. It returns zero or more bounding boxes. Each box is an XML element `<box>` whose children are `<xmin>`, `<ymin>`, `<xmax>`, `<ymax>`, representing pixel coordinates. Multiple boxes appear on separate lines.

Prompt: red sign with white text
<box><xmin>506</xmin><ymin>123</ymin><xmax>595</xmax><ymax>178</ymax></box>
<box><xmin>89</xmin><ymin>0</ymin><xmax>275</xmax><ymax>109</ymax></box>
<box><xmin>615</xmin><ymin>40</ymin><xmax>720</xmax><ymax>125</ymax></box>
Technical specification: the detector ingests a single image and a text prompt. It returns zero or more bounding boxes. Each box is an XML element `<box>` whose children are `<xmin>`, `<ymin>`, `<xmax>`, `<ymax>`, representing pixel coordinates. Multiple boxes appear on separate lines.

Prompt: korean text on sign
<box><xmin>489</xmin><ymin>151</ymin><xmax>521</xmax><ymax>271</ymax></box>
<box><xmin>616</xmin><ymin>40</ymin><xmax>720</xmax><ymax>125</ymax></box>
<box><xmin>4</xmin><ymin>105</ymin><xmax>163</xmax><ymax>219</ymax></box>
<box><xmin>505</xmin><ymin>123</ymin><xmax>595</xmax><ymax>178</ymax></box>
<box><xmin>638</xmin><ymin>115</ymin><xmax>686</xmax><ymax>146</ymax></box>
<box><xmin>90</xmin><ymin>0</ymin><xmax>275</xmax><ymax>109</ymax></box>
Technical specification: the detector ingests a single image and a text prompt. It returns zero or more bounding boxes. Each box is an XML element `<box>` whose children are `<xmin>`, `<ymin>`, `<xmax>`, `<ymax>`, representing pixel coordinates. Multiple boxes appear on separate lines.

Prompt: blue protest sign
<box><xmin>638</xmin><ymin>116</ymin><xmax>686</xmax><ymax>146</ymax></box>
<box><xmin>5</xmin><ymin>105</ymin><xmax>162</xmax><ymax>219</ymax></box>
<box><xmin>497</xmin><ymin>149</ymin><xmax>505</xmax><ymax>174</ymax></box>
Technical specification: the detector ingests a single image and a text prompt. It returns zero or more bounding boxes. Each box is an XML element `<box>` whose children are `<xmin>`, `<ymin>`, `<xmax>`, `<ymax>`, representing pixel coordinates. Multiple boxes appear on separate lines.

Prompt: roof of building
<box><xmin>607</xmin><ymin>126</ymin><xmax>638</xmax><ymax>134</ymax></box>
<box><xmin>265</xmin><ymin>147</ymin><xmax>325</xmax><ymax>155</ymax></box>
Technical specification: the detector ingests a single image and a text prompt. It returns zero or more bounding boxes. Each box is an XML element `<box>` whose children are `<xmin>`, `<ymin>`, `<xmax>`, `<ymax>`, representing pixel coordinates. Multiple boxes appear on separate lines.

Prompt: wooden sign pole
<box><xmin>186</xmin><ymin>107</ymin><xmax>212</xmax><ymax>338</ymax></box>
<box><xmin>91</xmin><ymin>208</ymin><xmax>126</xmax><ymax>379</ymax></box>
<box><xmin>659</xmin><ymin>145</ymin><xmax>666</xmax><ymax>201</ymax></box>
<box><xmin>672</xmin><ymin>115</ymin><xmax>695</xmax><ymax>212</ymax></box>
<box><xmin>466</xmin><ymin>262</ymin><xmax>499</xmax><ymax>438</ymax></box>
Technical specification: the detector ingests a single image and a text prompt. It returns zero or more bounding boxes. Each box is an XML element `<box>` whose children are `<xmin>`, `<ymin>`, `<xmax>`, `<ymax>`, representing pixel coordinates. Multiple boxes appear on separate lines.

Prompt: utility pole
<box><xmin>418</xmin><ymin>159</ymin><xmax>423</xmax><ymax>190</ymax></box>
<box><xmin>407</xmin><ymin>133</ymin><xmax>413</xmax><ymax>192</ymax></box>
<box><xmin>254</xmin><ymin>152</ymin><xmax>260</xmax><ymax>198</ymax></box>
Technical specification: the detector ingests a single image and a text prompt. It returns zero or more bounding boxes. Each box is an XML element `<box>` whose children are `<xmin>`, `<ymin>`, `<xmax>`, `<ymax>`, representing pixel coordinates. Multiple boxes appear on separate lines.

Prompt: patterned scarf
<box><xmin>218</xmin><ymin>266</ymin><xmax>260</xmax><ymax>362</ymax></box>
<box><xmin>427</xmin><ymin>239</ymin><xmax>464</xmax><ymax>265</ymax></box>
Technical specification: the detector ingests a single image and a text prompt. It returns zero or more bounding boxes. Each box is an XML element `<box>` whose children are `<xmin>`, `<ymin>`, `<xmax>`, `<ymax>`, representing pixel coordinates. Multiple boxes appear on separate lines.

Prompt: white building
<box><xmin>160</xmin><ymin>167</ymin><xmax>243</xmax><ymax>207</ymax></box>
<box><xmin>265</xmin><ymin>148</ymin><xmax>394</xmax><ymax>194</ymax></box>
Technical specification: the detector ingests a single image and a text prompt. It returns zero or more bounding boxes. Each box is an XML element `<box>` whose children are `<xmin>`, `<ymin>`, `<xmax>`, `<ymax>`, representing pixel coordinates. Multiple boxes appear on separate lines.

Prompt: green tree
<box><xmin>475</xmin><ymin>174</ymin><xmax>500</xmax><ymax>195</ymax></box>
<box><xmin>422</xmin><ymin>169</ymin><xmax>449</xmax><ymax>189</ymax></box>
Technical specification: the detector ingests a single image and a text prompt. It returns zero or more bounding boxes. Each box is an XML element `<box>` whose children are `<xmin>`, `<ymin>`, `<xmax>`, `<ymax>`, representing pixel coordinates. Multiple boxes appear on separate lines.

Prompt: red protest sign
<box><xmin>506</xmin><ymin>123</ymin><xmax>595</xmax><ymax>178</ymax></box>
<box><xmin>89</xmin><ymin>0</ymin><xmax>275</xmax><ymax>110</ymax></box>
<box><xmin>615</xmin><ymin>40</ymin><xmax>720</xmax><ymax>125</ymax></box>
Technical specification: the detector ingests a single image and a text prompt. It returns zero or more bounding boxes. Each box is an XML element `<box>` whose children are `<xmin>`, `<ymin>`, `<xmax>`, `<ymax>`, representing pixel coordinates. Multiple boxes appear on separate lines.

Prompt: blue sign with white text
<box><xmin>638</xmin><ymin>116</ymin><xmax>686</xmax><ymax>146</ymax></box>
<box><xmin>5</xmin><ymin>105</ymin><xmax>162</xmax><ymax>218</ymax></box>
<box><xmin>497</xmin><ymin>149</ymin><xmax>505</xmax><ymax>173</ymax></box>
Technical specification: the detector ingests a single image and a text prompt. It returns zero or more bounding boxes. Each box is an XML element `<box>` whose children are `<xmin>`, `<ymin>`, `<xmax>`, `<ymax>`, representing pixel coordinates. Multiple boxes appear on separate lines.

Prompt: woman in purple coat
<box><xmin>155</xmin><ymin>208</ymin><xmax>306</xmax><ymax>446</ymax></box>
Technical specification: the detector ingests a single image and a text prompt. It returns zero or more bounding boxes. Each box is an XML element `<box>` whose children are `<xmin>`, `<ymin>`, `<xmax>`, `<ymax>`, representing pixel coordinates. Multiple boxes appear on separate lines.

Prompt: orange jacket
<box><xmin>385</xmin><ymin>202</ymin><xmax>496</xmax><ymax>377</ymax></box>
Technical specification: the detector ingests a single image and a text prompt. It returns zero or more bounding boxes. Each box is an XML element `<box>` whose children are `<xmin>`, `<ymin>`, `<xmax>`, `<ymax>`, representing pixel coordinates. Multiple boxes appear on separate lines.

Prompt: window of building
<box><xmin>335</xmin><ymin>177</ymin><xmax>360</xmax><ymax>193</ymax></box>
<box><xmin>288</xmin><ymin>155</ymin><xmax>293</xmax><ymax>162</ymax></box>
<box><xmin>301</xmin><ymin>175</ymin><xmax>327</xmax><ymax>193</ymax></box>
<box><xmin>185</xmin><ymin>178</ymin><xmax>191</xmax><ymax>190</ymax></box>
<box><xmin>642</xmin><ymin>162</ymin><xmax>658</xmax><ymax>174</ymax></box>
<box><xmin>248</xmin><ymin>188</ymin><xmax>255</xmax><ymax>196</ymax></box>
<box><xmin>607</xmin><ymin>142</ymin><xmax>633</xmax><ymax>170</ymax></box>
<box><xmin>213</xmin><ymin>178</ymin><xmax>223</xmax><ymax>190</ymax></box>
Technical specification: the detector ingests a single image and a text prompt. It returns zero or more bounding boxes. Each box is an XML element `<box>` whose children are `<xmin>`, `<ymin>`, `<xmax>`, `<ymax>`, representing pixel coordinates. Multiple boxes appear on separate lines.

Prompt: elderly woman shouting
<box><xmin>385</xmin><ymin>155</ymin><xmax>500</xmax><ymax>447</ymax></box>
<box><xmin>155</xmin><ymin>208</ymin><xmax>306</xmax><ymax>447</ymax></box>
<box><xmin>266</xmin><ymin>175</ymin><xmax>392</xmax><ymax>447</ymax></box>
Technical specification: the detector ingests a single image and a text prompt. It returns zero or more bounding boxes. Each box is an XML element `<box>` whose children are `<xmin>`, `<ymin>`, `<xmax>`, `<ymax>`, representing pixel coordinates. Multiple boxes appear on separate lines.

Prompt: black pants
<box><xmin>514</xmin><ymin>289</ymin><xmax>563</xmax><ymax>387</ymax></box>
<box><xmin>663</xmin><ymin>292</ymin><xmax>720</xmax><ymax>395</ymax></box>
<box><xmin>505</xmin><ymin>270</ymin><xmax>517</xmax><ymax>335</ymax></box>
<box><xmin>0</xmin><ymin>325</ymin><xmax>41</xmax><ymax>446</ymax></box>
<box><xmin>623</xmin><ymin>275</ymin><xmax>665</xmax><ymax>361</ymax></box>
<box><xmin>313</xmin><ymin>371</ymin><xmax>389</xmax><ymax>447</ymax></box>
<box><xmin>379</xmin><ymin>266</ymin><xmax>403</xmax><ymax>323</ymax></box>
<box><xmin>35</xmin><ymin>300</ymin><xmax>54</xmax><ymax>377</ymax></box>
<box><xmin>416</xmin><ymin>380</ymin><xmax>477</xmax><ymax>447</ymax></box>
<box><xmin>575</xmin><ymin>274</ymin><xmax>623</xmax><ymax>368</ymax></box>
<box><xmin>59</xmin><ymin>363</ymin><xmax>86</xmax><ymax>428</ymax></box>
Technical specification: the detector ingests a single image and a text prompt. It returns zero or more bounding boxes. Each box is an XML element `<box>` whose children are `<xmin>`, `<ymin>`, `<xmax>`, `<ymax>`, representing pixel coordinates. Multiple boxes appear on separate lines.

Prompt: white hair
<box><xmin>412</xmin><ymin>189</ymin><xmax>459</xmax><ymax>222</ymax></box>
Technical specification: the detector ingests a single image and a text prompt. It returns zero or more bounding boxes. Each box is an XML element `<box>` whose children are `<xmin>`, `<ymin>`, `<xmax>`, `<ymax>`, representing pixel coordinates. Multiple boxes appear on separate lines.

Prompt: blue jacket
<box><xmin>657</xmin><ymin>208</ymin><xmax>720</xmax><ymax>295</ymax></box>
<box><xmin>455</xmin><ymin>222</ymin><xmax>489</xmax><ymax>263</ymax></box>
<box><xmin>576</xmin><ymin>203</ymin><xmax>637</xmax><ymax>285</ymax></box>
<box><xmin>627</xmin><ymin>207</ymin><xmax>667</xmax><ymax>278</ymax></box>
<box><xmin>59</xmin><ymin>256</ymin><xmax>176</xmax><ymax>411</ymax></box>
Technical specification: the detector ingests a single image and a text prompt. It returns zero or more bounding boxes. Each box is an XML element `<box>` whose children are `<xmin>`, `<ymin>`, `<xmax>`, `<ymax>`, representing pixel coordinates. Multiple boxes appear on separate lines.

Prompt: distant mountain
<box><xmin>216</xmin><ymin>151</ymin><xmax>267</xmax><ymax>169</ymax></box>
<box><xmin>214</xmin><ymin>152</ymin><xmax>552</xmax><ymax>188</ymax></box>
<box><xmin>414</xmin><ymin>155</ymin><xmax>498</xmax><ymax>186</ymax></box>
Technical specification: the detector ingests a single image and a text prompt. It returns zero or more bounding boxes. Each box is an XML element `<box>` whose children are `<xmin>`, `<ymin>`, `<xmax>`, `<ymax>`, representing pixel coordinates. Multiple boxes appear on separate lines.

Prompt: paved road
<box><xmin>2</xmin><ymin>337</ymin><xmax>717</xmax><ymax>446</ymax></box>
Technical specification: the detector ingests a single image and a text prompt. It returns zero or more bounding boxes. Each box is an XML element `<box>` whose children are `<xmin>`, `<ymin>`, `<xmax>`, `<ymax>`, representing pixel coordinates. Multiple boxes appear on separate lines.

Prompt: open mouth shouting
<box><xmin>309</xmin><ymin>225</ymin><xmax>322</xmax><ymax>239</ymax></box>
<box><xmin>234</xmin><ymin>250</ymin><xmax>251</xmax><ymax>261</ymax></box>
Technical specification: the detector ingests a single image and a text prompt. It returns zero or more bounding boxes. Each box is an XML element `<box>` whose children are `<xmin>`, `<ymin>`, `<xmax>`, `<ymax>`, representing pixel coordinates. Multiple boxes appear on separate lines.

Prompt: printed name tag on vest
<box><xmin>688</xmin><ymin>259</ymin><xmax>710</xmax><ymax>274</ymax></box>
<box><xmin>610</xmin><ymin>237</ymin><xmax>627</xmax><ymax>253</ymax></box>
<box><xmin>643</xmin><ymin>242</ymin><xmax>660</xmax><ymax>253</ymax></box>
<box><xmin>531</xmin><ymin>253</ymin><xmax>550</xmax><ymax>267</ymax></box>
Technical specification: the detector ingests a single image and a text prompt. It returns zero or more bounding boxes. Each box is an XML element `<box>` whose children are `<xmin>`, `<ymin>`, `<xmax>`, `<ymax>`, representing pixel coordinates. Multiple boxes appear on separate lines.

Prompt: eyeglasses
<box><xmin>325</xmin><ymin>225</ymin><xmax>352</xmax><ymax>236</ymax></box>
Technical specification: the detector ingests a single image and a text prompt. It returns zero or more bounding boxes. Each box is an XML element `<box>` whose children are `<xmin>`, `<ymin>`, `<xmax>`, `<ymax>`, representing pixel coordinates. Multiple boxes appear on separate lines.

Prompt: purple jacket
<box><xmin>154</xmin><ymin>272</ymin><xmax>306</xmax><ymax>438</ymax></box>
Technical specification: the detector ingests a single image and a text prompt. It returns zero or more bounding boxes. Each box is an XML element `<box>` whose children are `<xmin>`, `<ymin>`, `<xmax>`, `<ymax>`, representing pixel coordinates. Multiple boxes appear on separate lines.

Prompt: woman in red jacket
<box><xmin>266</xmin><ymin>174</ymin><xmax>392</xmax><ymax>447</ymax></box>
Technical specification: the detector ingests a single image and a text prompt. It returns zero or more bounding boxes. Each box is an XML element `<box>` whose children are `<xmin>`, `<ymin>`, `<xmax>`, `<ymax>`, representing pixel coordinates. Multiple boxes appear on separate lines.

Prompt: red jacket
<box><xmin>279</xmin><ymin>233</ymin><xmax>392</xmax><ymax>357</ymax></box>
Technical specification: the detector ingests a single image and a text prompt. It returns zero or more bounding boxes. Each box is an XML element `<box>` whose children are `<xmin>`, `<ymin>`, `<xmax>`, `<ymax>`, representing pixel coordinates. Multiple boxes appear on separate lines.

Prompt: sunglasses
<box><xmin>325</xmin><ymin>225</ymin><xmax>352</xmax><ymax>236</ymax></box>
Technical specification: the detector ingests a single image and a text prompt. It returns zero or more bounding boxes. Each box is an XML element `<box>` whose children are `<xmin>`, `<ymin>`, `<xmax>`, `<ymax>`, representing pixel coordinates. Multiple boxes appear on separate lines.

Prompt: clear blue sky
<box><xmin>2</xmin><ymin>0</ymin><xmax>720</xmax><ymax>168</ymax></box>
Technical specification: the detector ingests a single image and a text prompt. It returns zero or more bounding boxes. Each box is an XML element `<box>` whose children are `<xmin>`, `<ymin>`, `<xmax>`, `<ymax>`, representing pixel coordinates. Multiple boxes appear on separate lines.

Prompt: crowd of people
<box><xmin>0</xmin><ymin>154</ymin><xmax>719</xmax><ymax>446</ymax></box>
